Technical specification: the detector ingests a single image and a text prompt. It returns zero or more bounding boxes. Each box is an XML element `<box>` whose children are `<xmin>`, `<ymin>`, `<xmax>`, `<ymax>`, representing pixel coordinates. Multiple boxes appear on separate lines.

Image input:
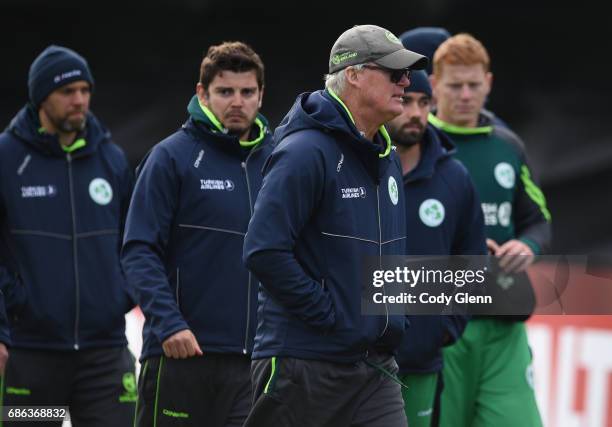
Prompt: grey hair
<box><xmin>324</xmin><ymin>64</ymin><xmax>365</xmax><ymax>95</ymax></box>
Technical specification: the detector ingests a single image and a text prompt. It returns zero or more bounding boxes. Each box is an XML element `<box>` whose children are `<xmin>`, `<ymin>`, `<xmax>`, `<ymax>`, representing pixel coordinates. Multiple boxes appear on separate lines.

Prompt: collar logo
<box><xmin>419</xmin><ymin>199</ymin><xmax>445</xmax><ymax>227</ymax></box>
<box><xmin>336</xmin><ymin>153</ymin><xmax>344</xmax><ymax>172</ymax></box>
<box><xmin>494</xmin><ymin>162</ymin><xmax>515</xmax><ymax>189</ymax></box>
<box><xmin>194</xmin><ymin>150</ymin><xmax>205</xmax><ymax>168</ymax></box>
<box><xmin>388</xmin><ymin>176</ymin><xmax>399</xmax><ymax>205</ymax></box>
<box><xmin>89</xmin><ymin>178</ymin><xmax>113</xmax><ymax>205</ymax></box>
<box><xmin>17</xmin><ymin>155</ymin><xmax>31</xmax><ymax>175</ymax></box>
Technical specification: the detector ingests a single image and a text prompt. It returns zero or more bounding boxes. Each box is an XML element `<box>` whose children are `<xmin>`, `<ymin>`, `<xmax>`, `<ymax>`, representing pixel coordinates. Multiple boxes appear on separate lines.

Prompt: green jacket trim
<box><xmin>428</xmin><ymin>113</ymin><xmax>493</xmax><ymax>135</ymax></box>
<box><xmin>520</xmin><ymin>165</ymin><xmax>552</xmax><ymax>221</ymax></box>
<box><xmin>326</xmin><ymin>89</ymin><xmax>391</xmax><ymax>158</ymax></box>
<box><xmin>191</xmin><ymin>96</ymin><xmax>266</xmax><ymax>148</ymax></box>
<box><xmin>264</xmin><ymin>356</ymin><xmax>277</xmax><ymax>394</ymax></box>
<box><xmin>61</xmin><ymin>137</ymin><xmax>87</xmax><ymax>153</ymax></box>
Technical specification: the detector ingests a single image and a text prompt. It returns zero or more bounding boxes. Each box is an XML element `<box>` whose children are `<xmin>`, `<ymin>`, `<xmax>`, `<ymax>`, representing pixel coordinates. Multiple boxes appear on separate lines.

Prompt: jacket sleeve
<box><xmin>117</xmin><ymin>149</ymin><xmax>135</xmax><ymax>253</ymax></box>
<box><xmin>108</xmin><ymin>143</ymin><xmax>137</xmax><ymax>307</ymax></box>
<box><xmin>497</xmin><ymin>127</ymin><xmax>552</xmax><ymax>255</ymax></box>
<box><xmin>0</xmin><ymin>277</ymin><xmax>11</xmax><ymax>346</ymax></box>
<box><xmin>243</xmin><ymin>137</ymin><xmax>335</xmax><ymax>332</ymax></box>
<box><xmin>441</xmin><ymin>315</ymin><xmax>468</xmax><ymax>346</ymax></box>
<box><xmin>118</xmin><ymin>149</ymin><xmax>136</xmax><ymax>307</ymax></box>
<box><xmin>514</xmin><ymin>156</ymin><xmax>552</xmax><ymax>255</ymax></box>
<box><xmin>121</xmin><ymin>145</ymin><xmax>189</xmax><ymax>344</ymax></box>
<box><xmin>0</xmin><ymin>198</ymin><xmax>14</xmax><ymax>346</ymax></box>
<box><xmin>452</xmin><ymin>165</ymin><xmax>487</xmax><ymax>256</ymax></box>
<box><xmin>445</xmin><ymin>164</ymin><xmax>484</xmax><ymax>345</ymax></box>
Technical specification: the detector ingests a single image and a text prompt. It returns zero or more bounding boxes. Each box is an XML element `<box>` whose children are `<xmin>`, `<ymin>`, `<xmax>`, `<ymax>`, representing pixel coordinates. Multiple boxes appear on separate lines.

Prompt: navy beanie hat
<box><xmin>399</xmin><ymin>27</ymin><xmax>451</xmax><ymax>75</ymax></box>
<box><xmin>28</xmin><ymin>45</ymin><xmax>94</xmax><ymax>108</ymax></box>
<box><xmin>406</xmin><ymin>70</ymin><xmax>432</xmax><ymax>98</ymax></box>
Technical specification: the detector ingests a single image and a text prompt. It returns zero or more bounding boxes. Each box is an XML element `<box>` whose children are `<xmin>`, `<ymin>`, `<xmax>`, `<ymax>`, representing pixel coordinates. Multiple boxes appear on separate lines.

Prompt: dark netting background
<box><xmin>2</xmin><ymin>0</ymin><xmax>610</xmax><ymax>254</ymax></box>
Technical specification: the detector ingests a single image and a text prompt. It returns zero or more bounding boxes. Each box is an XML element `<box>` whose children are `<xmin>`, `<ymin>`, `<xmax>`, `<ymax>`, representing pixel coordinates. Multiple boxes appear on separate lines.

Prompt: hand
<box><xmin>486</xmin><ymin>238</ymin><xmax>499</xmax><ymax>255</ymax></box>
<box><xmin>162</xmin><ymin>329</ymin><xmax>203</xmax><ymax>359</ymax></box>
<box><xmin>493</xmin><ymin>239</ymin><xmax>535</xmax><ymax>273</ymax></box>
<box><xmin>0</xmin><ymin>343</ymin><xmax>9</xmax><ymax>375</ymax></box>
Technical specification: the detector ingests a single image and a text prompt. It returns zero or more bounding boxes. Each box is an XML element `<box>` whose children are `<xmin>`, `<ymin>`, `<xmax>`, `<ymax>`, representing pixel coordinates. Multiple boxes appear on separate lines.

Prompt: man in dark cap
<box><xmin>0</xmin><ymin>45</ymin><xmax>135</xmax><ymax>426</ymax></box>
<box><xmin>399</xmin><ymin>27</ymin><xmax>451</xmax><ymax>75</ymax></box>
<box><xmin>242</xmin><ymin>24</ymin><xmax>426</xmax><ymax>427</ymax></box>
<box><xmin>386</xmin><ymin>70</ymin><xmax>486</xmax><ymax>427</ymax></box>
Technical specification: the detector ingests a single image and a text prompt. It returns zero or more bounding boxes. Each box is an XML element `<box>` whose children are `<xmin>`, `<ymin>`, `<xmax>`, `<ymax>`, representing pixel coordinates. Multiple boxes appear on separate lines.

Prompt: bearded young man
<box><xmin>386</xmin><ymin>69</ymin><xmax>486</xmax><ymax>427</ymax></box>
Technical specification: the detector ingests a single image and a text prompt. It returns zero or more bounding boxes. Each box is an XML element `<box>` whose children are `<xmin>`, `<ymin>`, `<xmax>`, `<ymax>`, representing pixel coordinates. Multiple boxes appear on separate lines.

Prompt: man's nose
<box><xmin>230</xmin><ymin>93</ymin><xmax>245</xmax><ymax>107</ymax></box>
<box><xmin>398</xmin><ymin>74</ymin><xmax>410</xmax><ymax>88</ymax></box>
<box><xmin>72</xmin><ymin>90</ymin><xmax>86</xmax><ymax>105</ymax></box>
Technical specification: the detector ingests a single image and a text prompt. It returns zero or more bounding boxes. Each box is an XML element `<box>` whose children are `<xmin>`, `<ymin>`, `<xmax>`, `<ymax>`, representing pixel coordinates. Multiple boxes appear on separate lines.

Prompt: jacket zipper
<box><xmin>240</xmin><ymin>148</ymin><xmax>258</xmax><ymax>355</ymax></box>
<box><xmin>376</xmin><ymin>185</ymin><xmax>389</xmax><ymax>338</ymax></box>
<box><xmin>67</xmin><ymin>153</ymin><xmax>80</xmax><ymax>350</ymax></box>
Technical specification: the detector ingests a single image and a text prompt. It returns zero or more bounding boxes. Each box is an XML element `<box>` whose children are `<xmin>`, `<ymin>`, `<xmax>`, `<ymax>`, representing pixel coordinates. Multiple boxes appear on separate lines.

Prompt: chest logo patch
<box><xmin>341</xmin><ymin>187</ymin><xmax>366</xmax><ymax>199</ymax></box>
<box><xmin>21</xmin><ymin>185</ymin><xmax>58</xmax><ymax>198</ymax></box>
<box><xmin>89</xmin><ymin>178</ymin><xmax>113</xmax><ymax>205</ymax></box>
<box><xmin>494</xmin><ymin>162</ymin><xmax>515</xmax><ymax>189</ymax></box>
<box><xmin>388</xmin><ymin>176</ymin><xmax>399</xmax><ymax>206</ymax></box>
<box><xmin>419</xmin><ymin>199</ymin><xmax>445</xmax><ymax>227</ymax></box>
<box><xmin>200</xmin><ymin>179</ymin><xmax>235</xmax><ymax>191</ymax></box>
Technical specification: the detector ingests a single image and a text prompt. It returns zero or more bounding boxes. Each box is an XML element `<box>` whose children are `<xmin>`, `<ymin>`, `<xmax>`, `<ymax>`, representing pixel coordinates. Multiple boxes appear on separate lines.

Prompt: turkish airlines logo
<box><xmin>200</xmin><ymin>179</ymin><xmax>235</xmax><ymax>191</ymax></box>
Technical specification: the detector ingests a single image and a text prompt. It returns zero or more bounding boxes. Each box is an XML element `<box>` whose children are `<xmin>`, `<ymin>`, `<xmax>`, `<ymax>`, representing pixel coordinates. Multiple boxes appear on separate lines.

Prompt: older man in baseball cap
<box><xmin>242</xmin><ymin>25</ymin><xmax>425</xmax><ymax>427</ymax></box>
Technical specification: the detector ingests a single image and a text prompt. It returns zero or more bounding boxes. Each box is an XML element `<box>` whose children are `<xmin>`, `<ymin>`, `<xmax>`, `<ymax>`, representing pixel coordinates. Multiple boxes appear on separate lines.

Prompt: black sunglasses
<box><xmin>362</xmin><ymin>64</ymin><xmax>411</xmax><ymax>84</ymax></box>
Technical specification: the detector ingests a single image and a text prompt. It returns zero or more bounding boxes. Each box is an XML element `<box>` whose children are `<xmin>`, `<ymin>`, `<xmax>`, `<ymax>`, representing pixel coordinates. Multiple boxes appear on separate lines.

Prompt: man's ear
<box><xmin>484</xmin><ymin>72</ymin><xmax>493</xmax><ymax>97</ymax></box>
<box><xmin>345</xmin><ymin>66</ymin><xmax>362</xmax><ymax>89</ymax></box>
<box><xmin>429</xmin><ymin>74</ymin><xmax>439</xmax><ymax>105</ymax></box>
<box><xmin>258</xmin><ymin>86</ymin><xmax>264</xmax><ymax>109</ymax></box>
<box><xmin>196</xmin><ymin>82</ymin><xmax>209</xmax><ymax>107</ymax></box>
<box><xmin>428</xmin><ymin>74</ymin><xmax>437</xmax><ymax>90</ymax></box>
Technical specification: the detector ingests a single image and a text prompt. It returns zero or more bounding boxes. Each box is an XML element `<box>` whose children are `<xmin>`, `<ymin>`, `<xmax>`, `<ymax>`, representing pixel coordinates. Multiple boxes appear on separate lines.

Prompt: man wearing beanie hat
<box><xmin>0</xmin><ymin>45</ymin><xmax>135</xmax><ymax>425</ymax></box>
<box><xmin>28</xmin><ymin>45</ymin><xmax>95</xmax><ymax>111</ymax></box>
<box><xmin>242</xmin><ymin>25</ymin><xmax>426</xmax><ymax>427</ymax></box>
<box><xmin>386</xmin><ymin>70</ymin><xmax>486</xmax><ymax>427</ymax></box>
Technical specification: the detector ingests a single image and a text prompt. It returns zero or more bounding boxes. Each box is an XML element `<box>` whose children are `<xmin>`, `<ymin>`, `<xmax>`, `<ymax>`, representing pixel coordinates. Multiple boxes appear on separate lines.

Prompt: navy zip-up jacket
<box><xmin>395</xmin><ymin>125</ymin><xmax>486</xmax><ymax>374</ymax></box>
<box><xmin>243</xmin><ymin>90</ymin><xmax>407</xmax><ymax>363</ymax></box>
<box><xmin>121</xmin><ymin>96</ymin><xmax>274</xmax><ymax>362</ymax></box>
<box><xmin>0</xmin><ymin>105</ymin><xmax>133</xmax><ymax>350</ymax></box>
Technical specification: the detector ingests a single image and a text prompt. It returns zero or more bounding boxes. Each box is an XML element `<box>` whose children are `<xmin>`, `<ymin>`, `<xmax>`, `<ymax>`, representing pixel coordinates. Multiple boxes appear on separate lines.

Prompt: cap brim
<box><xmin>375</xmin><ymin>49</ymin><xmax>428</xmax><ymax>70</ymax></box>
